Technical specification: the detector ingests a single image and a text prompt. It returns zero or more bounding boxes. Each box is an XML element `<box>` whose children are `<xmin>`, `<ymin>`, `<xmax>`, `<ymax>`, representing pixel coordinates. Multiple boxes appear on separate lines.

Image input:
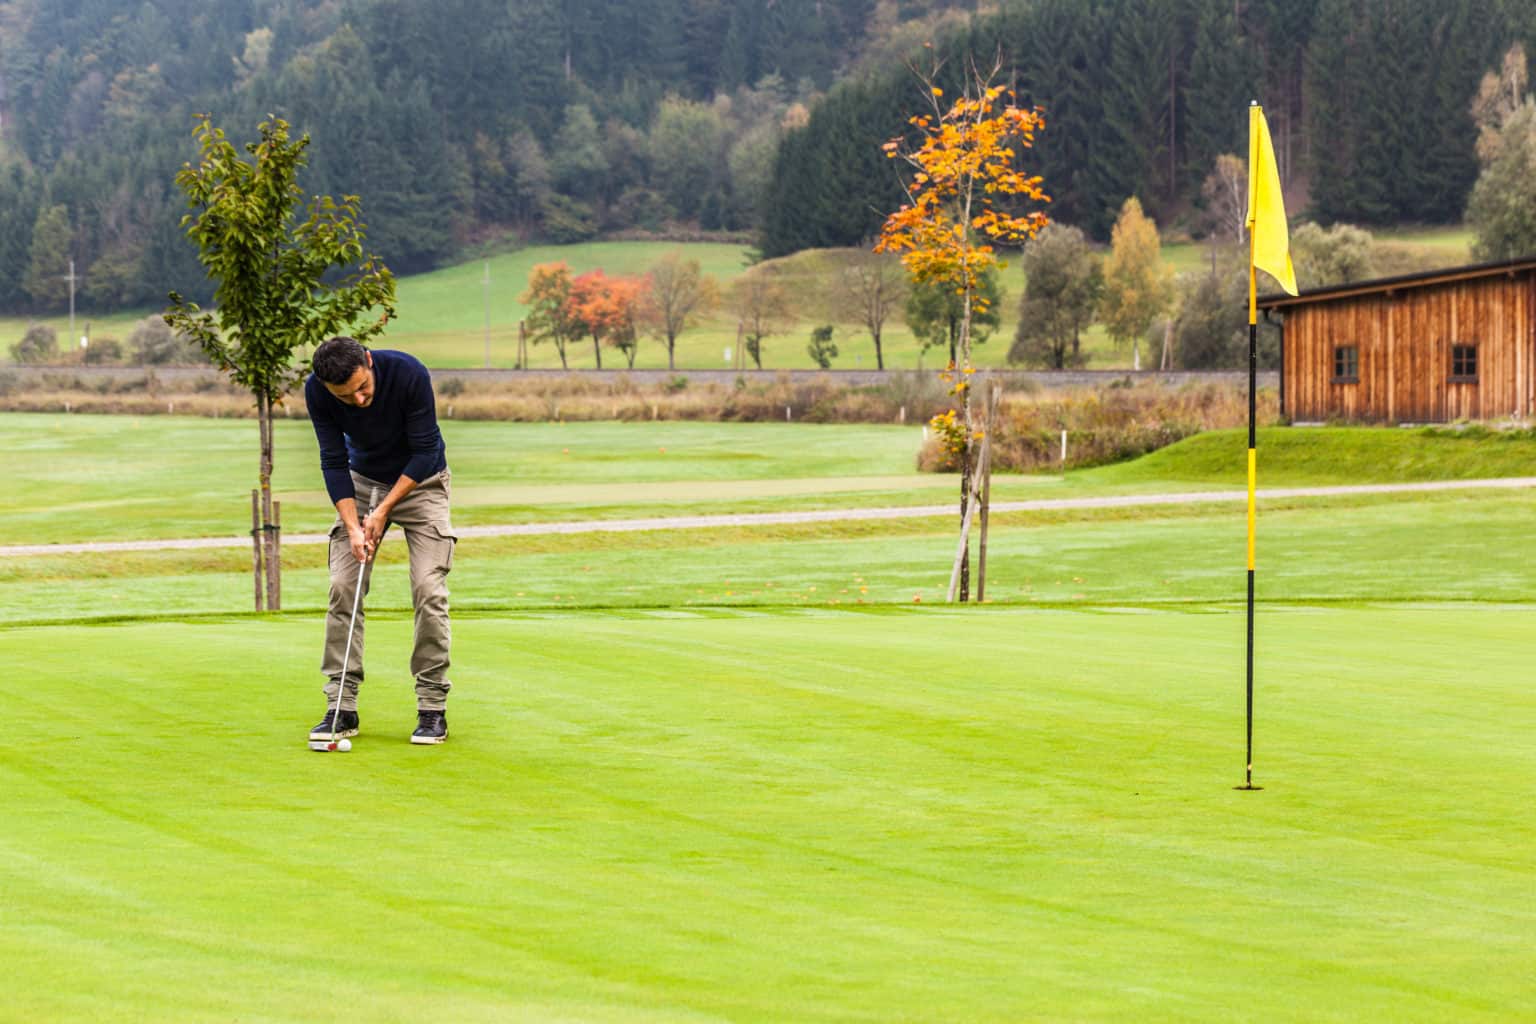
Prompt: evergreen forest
<box><xmin>1</xmin><ymin>0</ymin><xmax>1532</xmax><ymax>315</ymax></box>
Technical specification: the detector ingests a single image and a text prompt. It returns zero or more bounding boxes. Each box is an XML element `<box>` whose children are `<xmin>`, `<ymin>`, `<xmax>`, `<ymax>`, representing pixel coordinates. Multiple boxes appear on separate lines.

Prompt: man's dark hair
<box><xmin>312</xmin><ymin>336</ymin><xmax>369</xmax><ymax>384</ymax></box>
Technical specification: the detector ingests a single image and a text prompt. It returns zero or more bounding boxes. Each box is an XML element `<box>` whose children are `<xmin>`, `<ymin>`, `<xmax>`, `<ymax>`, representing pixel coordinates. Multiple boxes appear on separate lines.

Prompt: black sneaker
<box><xmin>310</xmin><ymin>708</ymin><xmax>359</xmax><ymax>741</ymax></box>
<box><xmin>411</xmin><ymin>710</ymin><xmax>447</xmax><ymax>745</ymax></box>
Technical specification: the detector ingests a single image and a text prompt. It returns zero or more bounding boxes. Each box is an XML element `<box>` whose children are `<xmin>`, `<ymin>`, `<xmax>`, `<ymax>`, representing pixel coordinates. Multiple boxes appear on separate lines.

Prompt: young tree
<box><xmin>1099</xmin><ymin>196</ymin><xmax>1173</xmax><ymax>371</ymax></box>
<box><xmin>905</xmin><ymin>266</ymin><xmax>1002</xmax><ymax>367</ymax></box>
<box><xmin>1472</xmin><ymin>43</ymin><xmax>1529</xmax><ymax>166</ymax></box>
<box><xmin>607</xmin><ymin>276</ymin><xmax>647</xmax><ymax>369</ymax></box>
<box><xmin>1009</xmin><ymin>223</ymin><xmax>1100</xmax><ymax>370</ymax></box>
<box><xmin>1201</xmin><ymin>154</ymin><xmax>1247</xmax><ymax>246</ymax></box>
<box><xmin>165</xmin><ymin>115</ymin><xmax>395</xmax><ymax>611</ymax></box>
<box><xmin>731</xmin><ymin>269</ymin><xmax>791</xmax><ymax>370</ymax></box>
<box><xmin>568</xmin><ymin>270</ymin><xmax>648</xmax><ymax>369</ymax></box>
<box><xmin>520</xmin><ymin>261</ymin><xmax>580</xmax><ymax>369</ymax></box>
<box><xmin>1172</xmin><ymin>265</ymin><xmax>1248</xmax><ymax>370</ymax></box>
<box><xmin>875</xmin><ymin>58</ymin><xmax>1049</xmax><ymax>602</ymax></box>
<box><xmin>1467</xmin><ymin>102</ymin><xmax>1536</xmax><ymax>262</ymax></box>
<box><xmin>639</xmin><ymin>251</ymin><xmax>717</xmax><ymax>370</ymax></box>
<box><xmin>838</xmin><ymin>250</ymin><xmax>905</xmax><ymax>370</ymax></box>
<box><xmin>1467</xmin><ymin>47</ymin><xmax>1536</xmax><ymax>263</ymax></box>
<box><xmin>806</xmin><ymin>324</ymin><xmax>838</xmax><ymax>369</ymax></box>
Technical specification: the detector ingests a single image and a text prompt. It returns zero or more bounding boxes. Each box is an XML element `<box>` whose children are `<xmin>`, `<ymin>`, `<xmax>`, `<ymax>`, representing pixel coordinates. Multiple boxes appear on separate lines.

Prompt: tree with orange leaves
<box><xmin>567</xmin><ymin>270</ymin><xmax>647</xmax><ymax>369</ymax></box>
<box><xmin>567</xmin><ymin>269</ymin><xmax>619</xmax><ymax>369</ymax></box>
<box><xmin>876</xmin><ymin>57</ymin><xmax>1050</xmax><ymax>602</ymax></box>
<box><xmin>520</xmin><ymin>261</ymin><xmax>579</xmax><ymax>370</ymax></box>
<box><xmin>605</xmin><ymin>275</ymin><xmax>647</xmax><ymax>369</ymax></box>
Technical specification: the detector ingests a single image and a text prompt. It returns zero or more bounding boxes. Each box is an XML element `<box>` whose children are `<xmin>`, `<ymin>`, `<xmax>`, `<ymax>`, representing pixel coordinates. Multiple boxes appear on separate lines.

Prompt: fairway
<box><xmin>4</xmin><ymin>413</ymin><xmax>1534</xmax><ymax>1020</ymax></box>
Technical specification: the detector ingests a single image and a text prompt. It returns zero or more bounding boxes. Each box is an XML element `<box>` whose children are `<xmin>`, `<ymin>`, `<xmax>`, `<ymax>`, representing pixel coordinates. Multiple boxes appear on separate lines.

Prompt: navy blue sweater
<box><xmin>305</xmin><ymin>349</ymin><xmax>447</xmax><ymax>505</ymax></box>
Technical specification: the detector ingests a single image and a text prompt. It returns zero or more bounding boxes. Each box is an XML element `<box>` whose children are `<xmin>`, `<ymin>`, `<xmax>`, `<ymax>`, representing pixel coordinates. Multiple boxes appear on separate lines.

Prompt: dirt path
<box><xmin>5</xmin><ymin>477</ymin><xmax>1535</xmax><ymax>558</ymax></box>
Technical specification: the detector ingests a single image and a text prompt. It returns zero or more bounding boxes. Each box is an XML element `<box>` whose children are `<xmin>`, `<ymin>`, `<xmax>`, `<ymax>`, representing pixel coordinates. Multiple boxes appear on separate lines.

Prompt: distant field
<box><xmin>384</xmin><ymin>241</ymin><xmax>1047</xmax><ymax>371</ymax></box>
<box><xmin>0</xmin><ymin>310</ymin><xmax>147</xmax><ymax>354</ymax></box>
<box><xmin>2</xmin><ymin>226</ymin><xmax>1475</xmax><ymax>374</ymax></box>
<box><xmin>1375</xmin><ymin>224</ymin><xmax>1475</xmax><ymax>251</ymax></box>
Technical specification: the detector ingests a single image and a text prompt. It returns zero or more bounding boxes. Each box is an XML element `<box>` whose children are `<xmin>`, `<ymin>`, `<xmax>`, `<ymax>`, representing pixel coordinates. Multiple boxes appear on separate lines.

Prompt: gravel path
<box><xmin>5</xmin><ymin>477</ymin><xmax>1535</xmax><ymax>558</ymax></box>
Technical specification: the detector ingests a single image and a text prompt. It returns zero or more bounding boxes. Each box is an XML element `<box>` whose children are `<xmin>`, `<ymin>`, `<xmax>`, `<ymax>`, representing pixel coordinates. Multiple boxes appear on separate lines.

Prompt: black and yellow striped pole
<box><xmin>1241</xmin><ymin>235</ymin><xmax>1261</xmax><ymax>792</ymax></box>
<box><xmin>1242</xmin><ymin>102</ymin><xmax>1297</xmax><ymax>791</ymax></box>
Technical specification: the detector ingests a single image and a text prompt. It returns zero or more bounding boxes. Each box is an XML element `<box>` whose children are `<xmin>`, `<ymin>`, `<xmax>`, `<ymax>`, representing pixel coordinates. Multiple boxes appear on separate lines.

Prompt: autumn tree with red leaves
<box><xmin>568</xmin><ymin>269</ymin><xmax>647</xmax><ymax>369</ymax></box>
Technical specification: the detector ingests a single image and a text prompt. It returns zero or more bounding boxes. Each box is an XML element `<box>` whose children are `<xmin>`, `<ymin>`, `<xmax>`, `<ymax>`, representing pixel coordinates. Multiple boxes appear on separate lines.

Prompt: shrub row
<box><xmin>918</xmin><ymin>383</ymin><xmax>1280</xmax><ymax>473</ymax></box>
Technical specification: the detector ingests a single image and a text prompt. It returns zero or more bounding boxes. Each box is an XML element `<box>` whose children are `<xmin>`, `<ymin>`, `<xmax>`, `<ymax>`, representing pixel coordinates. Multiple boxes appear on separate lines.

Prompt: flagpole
<box><xmin>1240</xmin><ymin>102</ymin><xmax>1262</xmax><ymax>792</ymax></box>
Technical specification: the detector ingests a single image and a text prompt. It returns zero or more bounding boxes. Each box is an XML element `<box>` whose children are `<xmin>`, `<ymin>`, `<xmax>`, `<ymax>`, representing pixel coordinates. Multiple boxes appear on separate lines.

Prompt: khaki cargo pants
<box><xmin>323</xmin><ymin>469</ymin><xmax>457</xmax><ymax>712</ymax></box>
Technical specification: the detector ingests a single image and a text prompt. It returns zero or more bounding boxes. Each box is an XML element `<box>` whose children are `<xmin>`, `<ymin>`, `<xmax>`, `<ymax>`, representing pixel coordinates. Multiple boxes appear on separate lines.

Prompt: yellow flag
<box><xmin>1246</xmin><ymin>104</ymin><xmax>1297</xmax><ymax>296</ymax></box>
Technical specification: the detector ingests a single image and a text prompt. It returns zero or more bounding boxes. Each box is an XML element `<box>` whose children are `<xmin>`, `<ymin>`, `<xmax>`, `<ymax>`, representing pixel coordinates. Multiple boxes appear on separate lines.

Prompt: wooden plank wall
<box><xmin>1282</xmin><ymin>272</ymin><xmax>1536</xmax><ymax>422</ymax></box>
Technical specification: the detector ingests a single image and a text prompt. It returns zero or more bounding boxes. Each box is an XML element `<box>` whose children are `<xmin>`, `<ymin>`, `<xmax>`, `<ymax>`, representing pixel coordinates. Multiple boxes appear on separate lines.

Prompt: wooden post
<box><xmin>957</xmin><ymin>438</ymin><xmax>971</xmax><ymax>602</ymax></box>
<box><xmin>250</xmin><ymin>489</ymin><xmax>264</xmax><ymax>611</ymax></box>
<box><xmin>259</xmin><ymin>400</ymin><xmax>279</xmax><ymax>614</ymax></box>
<box><xmin>272</xmin><ymin>499</ymin><xmax>282</xmax><ymax>611</ymax></box>
<box><xmin>945</xmin><ymin>452</ymin><xmax>986</xmax><ymax>604</ymax></box>
<box><xmin>976</xmin><ymin>385</ymin><xmax>1000</xmax><ymax>602</ymax></box>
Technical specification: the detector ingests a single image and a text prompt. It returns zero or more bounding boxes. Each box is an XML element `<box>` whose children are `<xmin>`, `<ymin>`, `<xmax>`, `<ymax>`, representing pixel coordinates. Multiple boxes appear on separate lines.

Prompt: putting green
<box><xmin>2</xmin><ymin>604</ymin><xmax>1531</xmax><ymax>1021</ymax></box>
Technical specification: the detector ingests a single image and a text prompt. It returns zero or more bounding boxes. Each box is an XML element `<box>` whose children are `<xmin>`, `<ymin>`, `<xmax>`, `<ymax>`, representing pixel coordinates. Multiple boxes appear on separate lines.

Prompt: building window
<box><xmin>1333</xmin><ymin>345</ymin><xmax>1359</xmax><ymax>382</ymax></box>
<box><xmin>1451</xmin><ymin>344</ymin><xmax>1478</xmax><ymax>382</ymax></box>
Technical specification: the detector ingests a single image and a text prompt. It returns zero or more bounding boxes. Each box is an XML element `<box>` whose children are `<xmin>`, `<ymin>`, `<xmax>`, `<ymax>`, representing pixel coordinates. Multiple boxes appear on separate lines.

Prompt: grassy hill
<box><xmin>1090</xmin><ymin>424</ymin><xmax>1536</xmax><ymax>487</ymax></box>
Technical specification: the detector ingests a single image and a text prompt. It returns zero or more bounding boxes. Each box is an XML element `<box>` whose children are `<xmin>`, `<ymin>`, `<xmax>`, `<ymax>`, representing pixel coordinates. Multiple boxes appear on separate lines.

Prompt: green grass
<box><xmin>5</xmin><ymin>415</ymin><xmax>1535</xmax><ymax>1019</ymax></box>
<box><xmin>2</xmin><ymin>414</ymin><xmax>933</xmax><ymax>544</ymax></box>
<box><xmin>3</xmin><ymin>604</ymin><xmax>1532</xmax><ymax>1020</ymax></box>
<box><xmin>1374</xmin><ymin>224</ymin><xmax>1475</xmax><ymax>252</ymax></box>
<box><xmin>10</xmin><ymin>415</ymin><xmax>1536</xmax><ymax>547</ymax></box>
<box><xmin>1095</xmin><ymin>425</ymin><xmax>1536</xmax><ymax>486</ymax></box>
<box><xmin>0</xmin><ymin>310</ymin><xmax>148</xmax><ymax>354</ymax></box>
<box><xmin>6</xmin><ymin>485</ymin><xmax>1534</xmax><ymax>625</ymax></box>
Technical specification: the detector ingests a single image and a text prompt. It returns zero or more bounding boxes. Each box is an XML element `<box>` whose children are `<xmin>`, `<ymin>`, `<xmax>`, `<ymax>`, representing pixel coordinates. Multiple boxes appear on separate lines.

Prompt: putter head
<box><xmin>308</xmin><ymin>739</ymin><xmax>339</xmax><ymax>752</ymax></box>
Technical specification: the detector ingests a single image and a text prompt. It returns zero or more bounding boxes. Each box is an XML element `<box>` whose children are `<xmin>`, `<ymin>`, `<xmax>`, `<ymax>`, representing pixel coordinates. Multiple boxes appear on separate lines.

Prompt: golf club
<box><xmin>310</xmin><ymin>488</ymin><xmax>378</xmax><ymax>752</ymax></box>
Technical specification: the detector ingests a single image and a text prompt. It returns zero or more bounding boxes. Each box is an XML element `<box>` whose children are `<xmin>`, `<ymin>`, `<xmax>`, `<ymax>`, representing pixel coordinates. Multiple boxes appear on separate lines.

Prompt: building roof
<box><xmin>1257</xmin><ymin>254</ymin><xmax>1536</xmax><ymax>311</ymax></box>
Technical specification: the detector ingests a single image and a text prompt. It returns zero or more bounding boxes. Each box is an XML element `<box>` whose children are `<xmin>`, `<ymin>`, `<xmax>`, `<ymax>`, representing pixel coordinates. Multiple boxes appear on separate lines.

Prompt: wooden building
<box><xmin>1257</xmin><ymin>257</ymin><xmax>1536</xmax><ymax>423</ymax></box>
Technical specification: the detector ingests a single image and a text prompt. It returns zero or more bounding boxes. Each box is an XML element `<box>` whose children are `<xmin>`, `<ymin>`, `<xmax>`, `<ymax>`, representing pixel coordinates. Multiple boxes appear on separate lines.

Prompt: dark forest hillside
<box><xmin>0</xmin><ymin>0</ymin><xmax>1531</xmax><ymax>313</ymax></box>
<box><xmin>762</xmin><ymin>0</ymin><xmax>1536</xmax><ymax>255</ymax></box>
<box><xmin>0</xmin><ymin>0</ymin><xmax>960</xmax><ymax>310</ymax></box>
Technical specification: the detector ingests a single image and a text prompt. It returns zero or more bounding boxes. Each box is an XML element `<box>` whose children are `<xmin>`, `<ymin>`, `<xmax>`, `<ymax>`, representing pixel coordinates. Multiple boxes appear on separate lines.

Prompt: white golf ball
<box><xmin>336</xmin><ymin>739</ymin><xmax>352</xmax><ymax>752</ymax></box>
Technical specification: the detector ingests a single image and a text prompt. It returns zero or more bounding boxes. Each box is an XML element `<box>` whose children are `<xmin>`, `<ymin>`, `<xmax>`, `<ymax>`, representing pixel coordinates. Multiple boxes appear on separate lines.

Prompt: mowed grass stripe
<box><xmin>12</xmin><ymin>415</ymin><xmax>1536</xmax><ymax>546</ymax></box>
<box><xmin>1</xmin><ymin>606</ymin><xmax>1530</xmax><ymax>1021</ymax></box>
<box><xmin>5</xmin><ymin>488</ymin><xmax>1535</xmax><ymax>625</ymax></box>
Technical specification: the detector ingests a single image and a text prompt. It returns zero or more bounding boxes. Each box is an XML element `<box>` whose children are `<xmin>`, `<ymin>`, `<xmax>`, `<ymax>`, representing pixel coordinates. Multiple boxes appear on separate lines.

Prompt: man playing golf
<box><xmin>306</xmin><ymin>336</ymin><xmax>456</xmax><ymax>745</ymax></box>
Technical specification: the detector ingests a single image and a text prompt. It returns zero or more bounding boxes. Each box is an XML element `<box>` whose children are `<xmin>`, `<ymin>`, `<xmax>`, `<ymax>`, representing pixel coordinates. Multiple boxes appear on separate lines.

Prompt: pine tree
<box><xmin>1184</xmin><ymin>0</ymin><xmax>1256</xmax><ymax>196</ymax></box>
<box><xmin>0</xmin><ymin>168</ymin><xmax>44</xmax><ymax>310</ymax></box>
<box><xmin>1305</xmin><ymin>0</ymin><xmax>1365</xmax><ymax>223</ymax></box>
<box><xmin>1010</xmin><ymin>0</ymin><xmax>1106</xmax><ymax>233</ymax></box>
<box><xmin>22</xmin><ymin>204</ymin><xmax>73</xmax><ymax>310</ymax></box>
<box><xmin>1100</xmin><ymin>0</ymin><xmax>1181</xmax><ymax>219</ymax></box>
